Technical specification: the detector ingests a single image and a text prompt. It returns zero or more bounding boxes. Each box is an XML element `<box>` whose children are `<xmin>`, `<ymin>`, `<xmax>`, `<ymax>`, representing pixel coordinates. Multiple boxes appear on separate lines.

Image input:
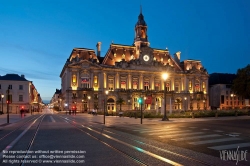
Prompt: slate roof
<box><xmin>0</xmin><ymin>74</ymin><xmax>29</xmax><ymax>81</ymax></box>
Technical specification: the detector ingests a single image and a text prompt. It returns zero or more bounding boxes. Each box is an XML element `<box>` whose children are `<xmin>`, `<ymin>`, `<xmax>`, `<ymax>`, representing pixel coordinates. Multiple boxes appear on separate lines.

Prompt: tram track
<box><xmin>62</xmin><ymin>117</ymin><xmax>149</xmax><ymax>166</ymax></box>
<box><xmin>19</xmin><ymin>115</ymin><xmax>45</xmax><ymax>166</ymax></box>
<box><xmin>0</xmin><ymin>115</ymin><xmax>42</xmax><ymax>142</ymax></box>
<box><xmin>0</xmin><ymin>114</ymin><xmax>45</xmax><ymax>163</ymax></box>
<box><xmin>61</xmin><ymin>116</ymin><xmax>203</xmax><ymax>166</ymax></box>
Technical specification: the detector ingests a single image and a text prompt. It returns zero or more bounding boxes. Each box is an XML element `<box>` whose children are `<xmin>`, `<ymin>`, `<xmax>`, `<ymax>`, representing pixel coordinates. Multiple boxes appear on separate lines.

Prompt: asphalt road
<box><xmin>0</xmin><ymin>109</ymin><xmax>249</xmax><ymax>166</ymax></box>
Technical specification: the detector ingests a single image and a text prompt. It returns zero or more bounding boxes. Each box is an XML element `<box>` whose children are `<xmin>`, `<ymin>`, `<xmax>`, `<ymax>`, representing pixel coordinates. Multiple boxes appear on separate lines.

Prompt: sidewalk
<box><xmin>61</xmin><ymin>112</ymin><xmax>250</xmax><ymax>125</ymax></box>
<box><xmin>0</xmin><ymin>113</ymin><xmax>34</xmax><ymax>127</ymax></box>
<box><xmin>106</xmin><ymin>114</ymin><xmax>250</xmax><ymax>124</ymax></box>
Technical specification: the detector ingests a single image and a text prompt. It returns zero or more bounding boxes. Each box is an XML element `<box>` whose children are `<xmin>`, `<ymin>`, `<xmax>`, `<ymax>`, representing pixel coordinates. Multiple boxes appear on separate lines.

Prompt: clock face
<box><xmin>143</xmin><ymin>55</ymin><xmax>149</xmax><ymax>61</ymax></box>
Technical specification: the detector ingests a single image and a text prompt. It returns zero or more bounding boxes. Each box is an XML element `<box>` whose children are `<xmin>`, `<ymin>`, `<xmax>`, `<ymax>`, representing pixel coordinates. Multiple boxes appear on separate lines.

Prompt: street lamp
<box><xmin>1</xmin><ymin>94</ymin><xmax>4</xmax><ymax>114</ymax></box>
<box><xmin>59</xmin><ymin>98</ymin><xmax>62</xmax><ymax>111</ymax></box>
<box><xmin>88</xmin><ymin>96</ymin><xmax>91</xmax><ymax>113</ymax></box>
<box><xmin>162</xmin><ymin>73</ymin><xmax>169</xmax><ymax>121</ymax></box>
<box><xmin>104</xmin><ymin>90</ymin><xmax>109</xmax><ymax>124</ymax></box>
<box><xmin>184</xmin><ymin>97</ymin><xmax>187</xmax><ymax>112</ymax></box>
<box><xmin>231</xmin><ymin>93</ymin><xmax>236</xmax><ymax>109</ymax></box>
<box><xmin>82</xmin><ymin>99</ymin><xmax>84</xmax><ymax>113</ymax></box>
<box><xmin>128</xmin><ymin>100</ymin><xmax>130</xmax><ymax>110</ymax></box>
<box><xmin>7</xmin><ymin>87</ymin><xmax>10</xmax><ymax>123</ymax></box>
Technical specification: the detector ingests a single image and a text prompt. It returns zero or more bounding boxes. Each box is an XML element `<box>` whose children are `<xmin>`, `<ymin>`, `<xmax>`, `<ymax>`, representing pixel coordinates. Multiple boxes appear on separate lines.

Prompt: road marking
<box><xmin>140</xmin><ymin>129</ymin><xmax>177</xmax><ymax>133</ymax></box>
<box><xmin>133</xmin><ymin>127</ymin><xmax>173</xmax><ymax>131</ymax></box>
<box><xmin>214</xmin><ymin>130</ymin><xmax>223</xmax><ymax>132</ymax></box>
<box><xmin>0</xmin><ymin>115</ymin><xmax>43</xmax><ymax>160</ymax></box>
<box><xmin>133</xmin><ymin>128</ymin><xmax>155</xmax><ymax>131</ymax></box>
<box><xmin>159</xmin><ymin>132</ymin><xmax>204</xmax><ymax>138</ymax></box>
<box><xmin>172</xmin><ymin>134</ymin><xmax>222</xmax><ymax>141</ymax></box>
<box><xmin>202</xmin><ymin>129</ymin><xmax>210</xmax><ymax>131</ymax></box>
<box><xmin>50</xmin><ymin>116</ymin><xmax>56</xmax><ymax>122</ymax></box>
<box><xmin>229</xmin><ymin>132</ymin><xmax>241</xmax><ymax>135</ymax></box>
<box><xmin>225</xmin><ymin>134</ymin><xmax>239</xmax><ymax>137</ymax></box>
<box><xmin>149</xmin><ymin>130</ymin><xmax>192</xmax><ymax>135</ymax></box>
<box><xmin>208</xmin><ymin>143</ymin><xmax>250</xmax><ymax>150</ymax></box>
<box><xmin>189</xmin><ymin>137</ymin><xmax>242</xmax><ymax>145</ymax></box>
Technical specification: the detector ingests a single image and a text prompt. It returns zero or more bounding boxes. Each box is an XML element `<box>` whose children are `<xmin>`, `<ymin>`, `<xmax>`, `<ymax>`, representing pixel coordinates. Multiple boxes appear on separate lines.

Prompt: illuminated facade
<box><xmin>0</xmin><ymin>74</ymin><xmax>42</xmax><ymax>113</ymax></box>
<box><xmin>59</xmin><ymin>10</ymin><xmax>209</xmax><ymax>114</ymax></box>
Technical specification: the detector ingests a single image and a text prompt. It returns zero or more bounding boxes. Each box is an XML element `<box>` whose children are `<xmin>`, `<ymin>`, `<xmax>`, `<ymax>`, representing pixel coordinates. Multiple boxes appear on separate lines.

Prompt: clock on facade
<box><xmin>143</xmin><ymin>55</ymin><xmax>150</xmax><ymax>61</ymax></box>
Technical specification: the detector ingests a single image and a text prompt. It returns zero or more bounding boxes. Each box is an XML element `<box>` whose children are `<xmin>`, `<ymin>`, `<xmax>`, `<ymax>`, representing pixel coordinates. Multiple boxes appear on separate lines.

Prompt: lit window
<box><xmin>108</xmin><ymin>78</ymin><xmax>114</xmax><ymax>90</ymax></box>
<box><xmin>202</xmin><ymin>82</ymin><xmax>205</xmax><ymax>89</ymax></box>
<box><xmin>133</xmin><ymin>78</ymin><xmax>138</xmax><ymax>89</ymax></box>
<box><xmin>72</xmin><ymin>75</ymin><xmax>77</xmax><ymax>83</ymax></box>
<box><xmin>166</xmin><ymin>82</ymin><xmax>170</xmax><ymax>91</ymax></box>
<box><xmin>155</xmin><ymin>82</ymin><xmax>160</xmax><ymax>91</ymax></box>
<box><xmin>120</xmin><ymin>81</ymin><xmax>126</xmax><ymax>89</ymax></box>
<box><xmin>144</xmin><ymin>82</ymin><xmax>149</xmax><ymax>90</ymax></box>
<box><xmin>175</xmin><ymin>82</ymin><xmax>179</xmax><ymax>92</ymax></box>
<box><xmin>189</xmin><ymin>81</ymin><xmax>192</xmax><ymax>90</ymax></box>
<box><xmin>81</xmin><ymin>78</ymin><xmax>90</xmax><ymax>88</ymax></box>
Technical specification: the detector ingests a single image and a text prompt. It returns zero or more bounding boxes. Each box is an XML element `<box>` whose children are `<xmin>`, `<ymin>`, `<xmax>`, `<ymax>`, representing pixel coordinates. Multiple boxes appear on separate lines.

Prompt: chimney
<box><xmin>21</xmin><ymin>74</ymin><xmax>25</xmax><ymax>78</ymax></box>
<box><xmin>174</xmin><ymin>51</ymin><xmax>181</xmax><ymax>64</ymax></box>
<box><xmin>96</xmin><ymin>42</ymin><xmax>102</xmax><ymax>57</ymax></box>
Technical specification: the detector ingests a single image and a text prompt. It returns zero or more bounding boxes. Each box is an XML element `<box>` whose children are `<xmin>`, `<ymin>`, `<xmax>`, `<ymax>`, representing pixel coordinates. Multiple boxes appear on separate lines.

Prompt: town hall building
<box><xmin>59</xmin><ymin>10</ymin><xmax>209</xmax><ymax>114</ymax></box>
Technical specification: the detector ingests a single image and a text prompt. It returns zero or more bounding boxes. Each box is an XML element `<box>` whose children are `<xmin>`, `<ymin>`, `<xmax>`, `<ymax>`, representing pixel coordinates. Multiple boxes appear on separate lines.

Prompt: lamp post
<box><xmin>231</xmin><ymin>94</ymin><xmax>235</xmax><ymax>109</ymax></box>
<box><xmin>128</xmin><ymin>100</ymin><xmax>130</xmax><ymax>111</ymax></box>
<box><xmin>140</xmin><ymin>97</ymin><xmax>143</xmax><ymax>124</ymax></box>
<box><xmin>82</xmin><ymin>99</ymin><xmax>84</xmax><ymax>113</ymax></box>
<box><xmin>59</xmin><ymin>98</ymin><xmax>62</xmax><ymax>111</ymax></box>
<box><xmin>104</xmin><ymin>90</ymin><xmax>109</xmax><ymax>124</ymax></box>
<box><xmin>88</xmin><ymin>96</ymin><xmax>91</xmax><ymax>113</ymax></box>
<box><xmin>1</xmin><ymin>94</ymin><xmax>4</xmax><ymax>114</ymax></box>
<box><xmin>162</xmin><ymin>73</ymin><xmax>169</xmax><ymax>121</ymax></box>
<box><xmin>184</xmin><ymin>97</ymin><xmax>187</xmax><ymax>112</ymax></box>
<box><xmin>144</xmin><ymin>96</ymin><xmax>146</xmax><ymax>111</ymax></box>
<box><xmin>7</xmin><ymin>87</ymin><xmax>10</xmax><ymax>123</ymax></box>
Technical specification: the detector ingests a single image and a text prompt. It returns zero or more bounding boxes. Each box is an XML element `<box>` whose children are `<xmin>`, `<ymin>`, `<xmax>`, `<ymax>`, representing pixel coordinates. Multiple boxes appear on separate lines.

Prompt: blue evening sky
<box><xmin>0</xmin><ymin>0</ymin><xmax>249</xmax><ymax>102</ymax></box>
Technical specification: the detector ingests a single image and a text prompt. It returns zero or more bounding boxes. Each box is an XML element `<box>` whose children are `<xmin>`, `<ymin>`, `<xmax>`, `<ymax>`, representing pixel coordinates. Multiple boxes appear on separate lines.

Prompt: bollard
<box><xmin>191</xmin><ymin>112</ymin><xmax>194</xmax><ymax>119</ymax></box>
<box><xmin>134</xmin><ymin>112</ymin><xmax>137</xmax><ymax>119</ymax></box>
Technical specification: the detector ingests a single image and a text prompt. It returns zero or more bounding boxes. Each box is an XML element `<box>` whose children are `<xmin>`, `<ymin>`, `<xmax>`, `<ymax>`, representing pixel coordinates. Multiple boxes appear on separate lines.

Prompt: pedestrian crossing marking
<box><xmin>208</xmin><ymin>143</ymin><xmax>250</xmax><ymax>150</ymax></box>
<box><xmin>149</xmin><ymin>130</ymin><xmax>192</xmax><ymax>136</ymax></box>
<box><xmin>133</xmin><ymin>127</ymin><xmax>172</xmax><ymax>131</ymax></box>
<box><xmin>172</xmin><ymin>134</ymin><xmax>222</xmax><ymax>141</ymax></box>
<box><xmin>159</xmin><ymin>132</ymin><xmax>204</xmax><ymax>138</ymax></box>
<box><xmin>140</xmin><ymin>129</ymin><xmax>177</xmax><ymax>133</ymax></box>
<box><xmin>189</xmin><ymin>137</ymin><xmax>242</xmax><ymax>145</ymax></box>
<box><xmin>229</xmin><ymin>132</ymin><xmax>241</xmax><ymax>135</ymax></box>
